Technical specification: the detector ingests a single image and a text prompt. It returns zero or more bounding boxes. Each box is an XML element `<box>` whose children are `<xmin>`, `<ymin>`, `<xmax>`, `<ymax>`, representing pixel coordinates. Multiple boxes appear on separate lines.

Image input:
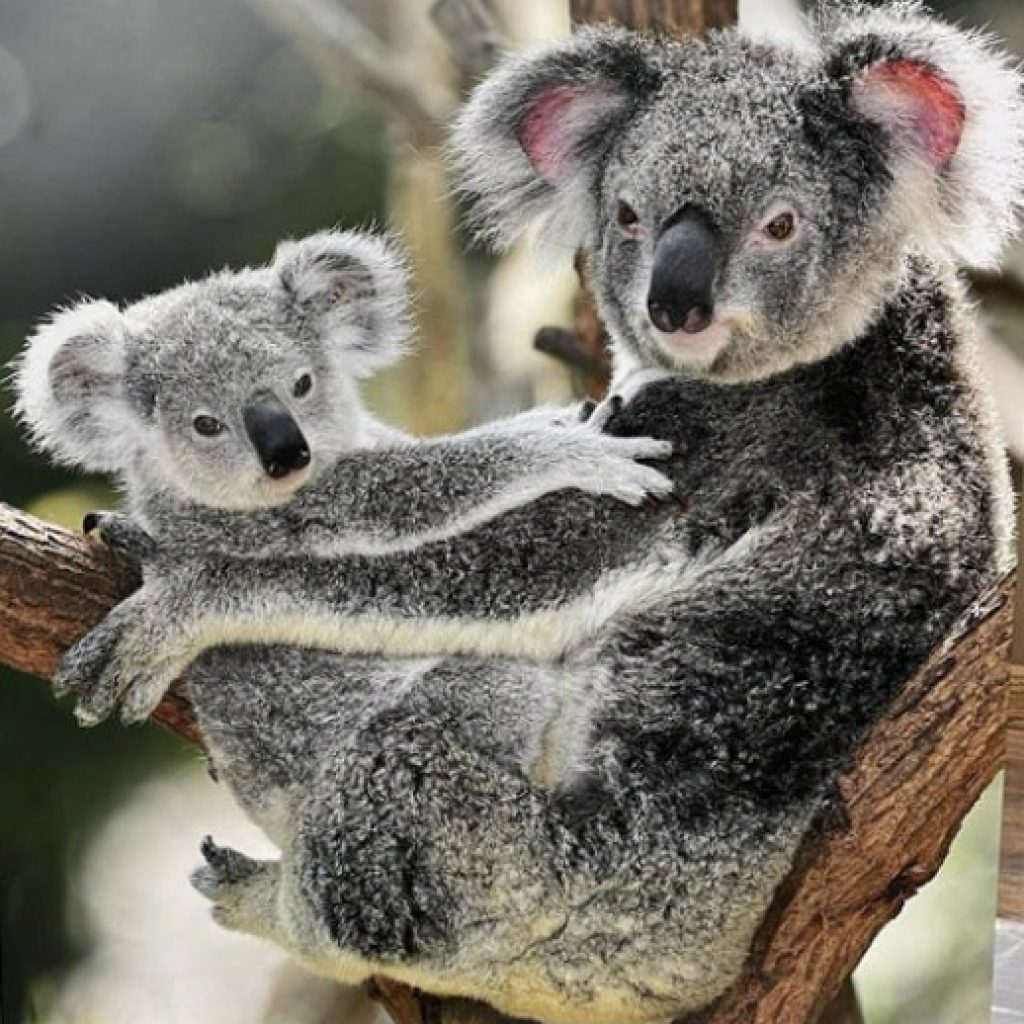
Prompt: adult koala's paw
<box><xmin>83</xmin><ymin>510</ymin><xmax>158</xmax><ymax>562</ymax></box>
<box><xmin>53</xmin><ymin>586</ymin><xmax>186</xmax><ymax>726</ymax></box>
<box><xmin>192</xmin><ymin>835</ymin><xmax>260</xmax><ymax>894</ymax></box>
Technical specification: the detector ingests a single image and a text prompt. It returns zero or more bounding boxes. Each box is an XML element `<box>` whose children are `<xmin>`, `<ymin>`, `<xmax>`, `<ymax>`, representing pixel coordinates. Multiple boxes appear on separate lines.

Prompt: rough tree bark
<box><xmin>0</xmin><ymin>500</ymin><xmax>1013</xmax><ymax>1024</ymax></box>
<box><xmin>569</xmin><ymin>0</ymin><xmax>738</xmax><ymax>33</ymax></box>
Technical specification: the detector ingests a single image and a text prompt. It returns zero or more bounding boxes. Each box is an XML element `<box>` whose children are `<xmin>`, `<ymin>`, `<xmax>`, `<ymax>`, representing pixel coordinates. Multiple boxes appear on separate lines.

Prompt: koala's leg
<box><xmin>272</xmin><ymin>656</ymin><xmax>776</xmax><ymax>1024</ymax></box>
<box><xmin>186</xmin><ymin>646</ymin><xmax>444</xmax><ymax>848</ymax></box>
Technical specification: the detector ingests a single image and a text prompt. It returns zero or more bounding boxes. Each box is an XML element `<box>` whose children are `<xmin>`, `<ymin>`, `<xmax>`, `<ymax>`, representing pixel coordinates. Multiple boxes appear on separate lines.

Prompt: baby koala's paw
<box><xmin>83</xmin><ymin>511</ymin><xmax>158</xmax><ymax>562</ymax></box>
<box><xmin>557</xmin><ymin>419</ymin><xmax>675</xmax><ymax>507</ymax></box>
<box><xmin>53</xmin><ymin>586</ymin><xmax>185</xmax><ymax>727</ymax></box>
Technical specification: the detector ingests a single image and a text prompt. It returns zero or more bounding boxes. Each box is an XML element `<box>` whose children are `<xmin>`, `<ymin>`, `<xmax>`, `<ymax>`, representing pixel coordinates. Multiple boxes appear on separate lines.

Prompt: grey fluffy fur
<box><xmin>17</xmin><ymin>4</ymin><xmax>1021</xmax><ymax>1022</ymax></box>
<box><xmin>13</xmin><ymin>229</ymin><xmax>670</xmax><ymax>542</ymax></box>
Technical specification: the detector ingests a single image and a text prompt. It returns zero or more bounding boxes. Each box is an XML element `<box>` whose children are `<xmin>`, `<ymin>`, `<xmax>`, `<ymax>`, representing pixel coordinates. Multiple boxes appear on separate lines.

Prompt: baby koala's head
<box><xmin>14</xmin><ymin>230</ymin><xmax>410</xmax><ymax>508</ymax></box>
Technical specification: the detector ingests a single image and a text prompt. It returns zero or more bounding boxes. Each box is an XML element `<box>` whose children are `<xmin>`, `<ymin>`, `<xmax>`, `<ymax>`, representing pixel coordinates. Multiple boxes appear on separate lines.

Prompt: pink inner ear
<box><xmin>856</xmin><ymin>59</ymin><xmax>966</xmax><ymax>169</ymax></box>
<box><xmin>518</xmin><ymin>84</ymin><xmax>622</xmax><ymax>185</ymax></box>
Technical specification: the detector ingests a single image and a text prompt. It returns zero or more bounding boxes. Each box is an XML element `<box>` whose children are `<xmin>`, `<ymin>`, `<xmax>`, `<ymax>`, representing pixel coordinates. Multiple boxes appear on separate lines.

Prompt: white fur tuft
<box><xmin>273</xmin><ymin>229</ymin><xmax>413</xmax><ymax>378</ymax></box>
<box><xmin>11</xmin><ymin>299</ymin><xmax>141</xmax><ymax>472</ymax></box>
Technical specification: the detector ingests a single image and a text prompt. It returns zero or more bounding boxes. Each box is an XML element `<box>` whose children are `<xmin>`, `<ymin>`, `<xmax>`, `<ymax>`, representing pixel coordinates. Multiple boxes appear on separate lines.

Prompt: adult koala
<box><xmin>51</xmin><ymin>5</ymin><xmax>1019</xmax><ymax>1022</ymax></box>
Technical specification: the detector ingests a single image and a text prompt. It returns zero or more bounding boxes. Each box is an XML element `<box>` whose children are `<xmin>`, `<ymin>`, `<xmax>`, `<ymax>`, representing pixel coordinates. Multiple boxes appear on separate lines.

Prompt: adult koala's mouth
<box><xmin>652</xmin><ymin>320</ymin><xmax>733</xmax><ymax>365</ymax></box>
<box><xmin>636</xmin><ymin>305</ymin><xmax>765</xmax><ymax>376</ymax></box>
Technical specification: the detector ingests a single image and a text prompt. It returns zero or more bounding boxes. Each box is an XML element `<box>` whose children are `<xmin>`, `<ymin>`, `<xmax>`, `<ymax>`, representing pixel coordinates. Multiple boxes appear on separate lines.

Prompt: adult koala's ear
<box><xmin>813</xmin><ymin>1</ymin><xmax>1024</xmax><ymax>267</ymax></box>
<box><xmin>13</xmin><ymin>300</ymin><xmax>142</xmax><ymax>472</ymax></box>
<box><xmin>274</xmin><ymin>230</ymin><xmax>411</xmax><ymax>378</ymax></box>
<box><xmin>450</xmin><ymin>28</ymin><xmax>662</xmax><ymax>251</ymax></box>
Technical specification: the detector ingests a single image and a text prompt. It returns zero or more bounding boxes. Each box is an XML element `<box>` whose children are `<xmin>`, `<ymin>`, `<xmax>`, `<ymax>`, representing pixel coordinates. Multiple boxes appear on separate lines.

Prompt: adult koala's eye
<box><xmin>764</xmin><ymin>210</ymin><xmax>797</xmax><ymax>243</ymax></box>
<box><xmin>293</xmin><ymin>373</ymin><xmax>313</xmax><ymax>398</ymax></box>
<box><xmin>616</xmin><ymin>200</ymin><xmax>641</xmax><ymax>236</ymax></box>
<box><xmin>193</xmin><ymin>414</ymin><xmax>225</xmax><ymax>437</ymax></box>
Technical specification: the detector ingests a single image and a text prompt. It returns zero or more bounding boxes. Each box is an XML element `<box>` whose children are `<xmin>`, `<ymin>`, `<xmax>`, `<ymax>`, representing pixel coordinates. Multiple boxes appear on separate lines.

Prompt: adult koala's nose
<box><xmin>243</xmin><ymin>391</ymin><xmax>311</xmax><ymax>480</ymax></box>
<box><xmin>647</xmin><ymin>205</ymin><xmax>720</xmax><ymax>335</ymax></box>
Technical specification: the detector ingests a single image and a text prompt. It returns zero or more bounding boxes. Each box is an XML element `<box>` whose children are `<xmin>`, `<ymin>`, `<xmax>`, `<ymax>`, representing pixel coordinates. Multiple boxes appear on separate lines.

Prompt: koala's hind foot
<box><xmin>192</xmin><ymin>836</ymin><xmax>283</xmax><ymax>938</ymax></box>
<box><xmin>83</xmin><ymin>511</ymin><xmax>158</xmax><ymax>561</ymax></box>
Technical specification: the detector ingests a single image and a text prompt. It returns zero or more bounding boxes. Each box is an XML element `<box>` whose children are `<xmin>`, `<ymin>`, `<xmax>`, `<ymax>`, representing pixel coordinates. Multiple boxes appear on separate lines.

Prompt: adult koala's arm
<box><xmin>138</xmin><ymin>405</ymin><xmax>673</xmax><ymax>559</ymax></box>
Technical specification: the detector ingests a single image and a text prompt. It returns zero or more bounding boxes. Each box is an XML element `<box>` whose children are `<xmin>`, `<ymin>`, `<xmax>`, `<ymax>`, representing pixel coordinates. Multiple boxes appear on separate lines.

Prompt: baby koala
<box><xmin>14</xmin><ymin>229</ymin><xmax>673</xmax><ymax>571</ymax></box>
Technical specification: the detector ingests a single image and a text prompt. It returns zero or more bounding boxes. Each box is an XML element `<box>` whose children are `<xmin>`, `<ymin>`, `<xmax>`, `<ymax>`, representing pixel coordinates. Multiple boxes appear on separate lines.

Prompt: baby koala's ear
<box><xmin>273</xmin><ymin>230</ymin><xmax>411</xmax><ymax>378</ymax></box>
<box><xmin>13</xmin><ymin>299</ymin><xmax>142</xmax><ymax>472</ymax></box>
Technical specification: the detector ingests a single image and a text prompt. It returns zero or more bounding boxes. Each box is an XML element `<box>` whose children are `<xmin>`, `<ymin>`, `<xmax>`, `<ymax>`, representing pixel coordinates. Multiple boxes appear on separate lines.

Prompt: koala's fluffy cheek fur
<box><xmin>589</xmin><ymin>183</ymin><xmax>841</xmax><ymax>382</ymax></box>
<box><xmin>147</xmin><ymin>411</ymin><xmax>267</xmax><ymax>510</ymax></box>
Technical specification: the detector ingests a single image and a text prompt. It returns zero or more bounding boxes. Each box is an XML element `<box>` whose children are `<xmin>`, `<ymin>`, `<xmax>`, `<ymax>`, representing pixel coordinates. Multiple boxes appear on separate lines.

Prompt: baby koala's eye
<box><xmin>293</xmin><ymin>372</ymin><xmax>313</xmax><ymax>398</ymax></box>
<box><xmin>193</xmin><ymin>414</ymin><xmax>225</xmax><ymax>437</ymax></box>
<box><xmin>616</xmin><ymin>199</ymin><xmax>641</xmax><ymax>236</ymax></box>
<box><xmin>764</xmin><ymin>210</ymin><xmax>797</xmax><ymax>243</ymax></box>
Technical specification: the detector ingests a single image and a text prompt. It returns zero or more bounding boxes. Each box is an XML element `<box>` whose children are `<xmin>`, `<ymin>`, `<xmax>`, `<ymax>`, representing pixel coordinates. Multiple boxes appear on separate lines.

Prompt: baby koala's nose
<box><xmin>243</xmin><ymin>391</ymin><xmax>311</xmax><ymax>480</ymax></box>
<box><xmin>265</xmin><ymin>444</ymin><xmax>311</xmax><ymax>480</ymax></box>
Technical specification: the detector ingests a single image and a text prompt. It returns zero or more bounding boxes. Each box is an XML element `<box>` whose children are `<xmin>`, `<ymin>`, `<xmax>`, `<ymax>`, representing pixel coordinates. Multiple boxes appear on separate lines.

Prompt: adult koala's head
<box><xmin>453</xmin><ymin>2</ymin><xmax>1024</xmax><ymax>382</ymax></box>
<box><xmin>14</xmin><ymin>231</ymin><xmax>409</xmax><ymax>507</ymax></box>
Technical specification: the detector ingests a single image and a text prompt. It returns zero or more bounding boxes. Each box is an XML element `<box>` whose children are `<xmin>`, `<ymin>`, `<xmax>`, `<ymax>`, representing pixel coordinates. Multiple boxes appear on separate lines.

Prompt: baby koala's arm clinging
<box><xmin>139</xmin><ymin>403</ymin><xmax>674</xmax><ymax>559</ymax></box>
<box><xmin>58</xmin><ymin>422</ymin><xmax>683</xmax><ymax>730</ymax></box>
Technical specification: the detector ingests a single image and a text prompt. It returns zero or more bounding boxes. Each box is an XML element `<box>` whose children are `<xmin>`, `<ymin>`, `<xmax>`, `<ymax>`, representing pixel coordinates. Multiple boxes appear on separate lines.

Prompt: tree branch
<box><xmin>0</xmin><ymin>498</ymin><xmax>1014</xmax><ymax>1023</ymax></box>
<box><xmin>430</xmin><ymin>0</ymin><xmax>506</xmax><ymax>78</ymax></box>
<box><xmin>569</xmin><ymin>0</ymin><xmax>738</xmax><ymax>34</ymax></box>
<box><xmin>245</xmin><ymin>0</ymin><xmax>453</xmax><ymax>148</ymax></box>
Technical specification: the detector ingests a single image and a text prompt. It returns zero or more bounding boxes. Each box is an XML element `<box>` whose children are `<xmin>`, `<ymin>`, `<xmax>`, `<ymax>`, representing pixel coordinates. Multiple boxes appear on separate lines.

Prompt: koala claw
<box><xmin>192</xmin><ymin>842</ymin><xmax>280</xmax><ymax>937</ymax></box>
<box><xmin>119</xmin><ymin>669</ymin><xmax>180</xmax><ymax>724</ymax></box>
<box><xmin>53</xmin><ymin>619</ymin><xmax>123</xmax><ymax>709</ymax></box>
<box><xmin>83</xmin><ymin>511</ymin><xmax>158</xmax><ymax>561</ymax></box>
<box><xmin>588</xmin><ymin>394</ymin><xmax>625</xmax><ymax>432</ymax></box>
<box><xmin>584</xmin><ymin>434</ymin><xmax>675</xmax><ymax>506</ymax></box>
<box><xmin>197</xmin><ymin>836</ymin><xmax>259</xmax><ymax>885</ymax></box>
<box><xmin>192</xmin><ymin>837</ymin><xmax>274</xmax><ymax>934</ymax></box>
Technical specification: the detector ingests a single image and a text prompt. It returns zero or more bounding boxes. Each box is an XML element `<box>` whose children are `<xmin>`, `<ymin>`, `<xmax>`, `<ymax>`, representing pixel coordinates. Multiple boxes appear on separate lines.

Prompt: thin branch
<box><xmin>430</xmin><ymin>0</ymin><xmax>507</xmax><ymax>78</ymax></box>
<box><xmin>0</xmin><ymin>498</ymin><xmax>1014</xmax><ymax>1024</ymax></box>
<box><xmin>245</xmin><ymin>0</ymin><xmax>454</xmax><ymax>147</ymax></box>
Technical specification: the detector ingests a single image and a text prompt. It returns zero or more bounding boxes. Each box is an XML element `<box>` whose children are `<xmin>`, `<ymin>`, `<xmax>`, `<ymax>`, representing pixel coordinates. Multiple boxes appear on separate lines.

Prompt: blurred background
<box><xmin>0</xmin><ymin>1</ymin><xmax>1021</xmax><ymax>1022</ymax></box>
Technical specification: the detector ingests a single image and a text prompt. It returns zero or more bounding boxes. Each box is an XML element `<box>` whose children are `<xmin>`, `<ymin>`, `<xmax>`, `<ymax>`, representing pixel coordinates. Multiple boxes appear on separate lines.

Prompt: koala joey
<box><xmin>14</xmin><ymin>227</ymin><xmax>674</xmax><ymax>597</ymax></box>
<box><xmin>27</xmin><ymin>4</ymin><xmax>1022</xmax><ymax>1022</ymax></box>
<box><xmin>15</xmin><ymin>228</ymin><xmax>673</xmax><ymax>562</ymax></box>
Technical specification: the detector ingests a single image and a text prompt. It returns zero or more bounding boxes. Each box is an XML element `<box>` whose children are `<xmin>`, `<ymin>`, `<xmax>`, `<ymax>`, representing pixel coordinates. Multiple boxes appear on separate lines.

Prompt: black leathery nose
<box><xmin>243</xmin><ymin>392</ymin><xmax>311</xmax><ymax>480</ymax></box>
<box><xmin>647</xmin><ymin>205</ymin><xmax>719</xmax><ymax>335</ymax></box>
